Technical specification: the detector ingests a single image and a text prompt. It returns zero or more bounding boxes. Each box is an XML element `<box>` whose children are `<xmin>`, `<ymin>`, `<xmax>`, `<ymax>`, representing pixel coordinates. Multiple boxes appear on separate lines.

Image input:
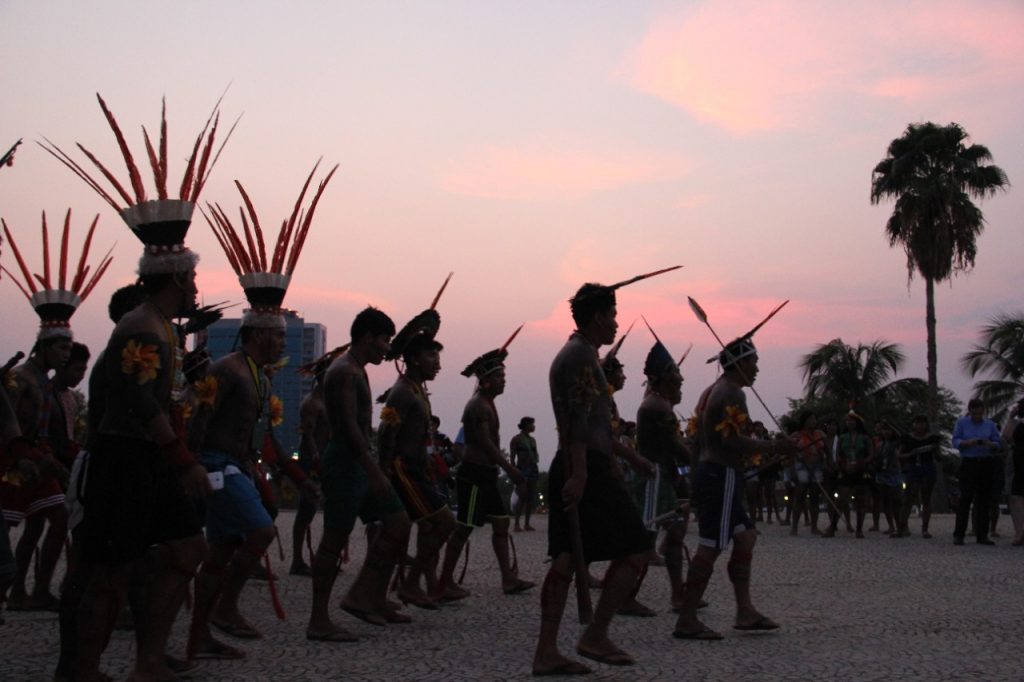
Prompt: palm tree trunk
<box><xmin>925</xmin><ymin>276</ymin><xmax>938</xmax><ymax>426</ymax></box>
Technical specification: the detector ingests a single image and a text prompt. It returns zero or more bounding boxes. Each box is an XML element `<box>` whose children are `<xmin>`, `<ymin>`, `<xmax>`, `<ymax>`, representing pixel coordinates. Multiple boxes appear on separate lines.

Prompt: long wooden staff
<box><xmin>558</xmin><ymin>428</ymin><xmax>593</xmax><ymax>624</ymax></box>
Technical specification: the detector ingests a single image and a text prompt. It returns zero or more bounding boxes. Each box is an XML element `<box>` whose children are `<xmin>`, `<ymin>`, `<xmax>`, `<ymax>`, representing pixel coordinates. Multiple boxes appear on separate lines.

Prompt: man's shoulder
<box><xmin>11</xmin><ymin>363</ymin><xmax>40</xmax><ymax>388</ymax></box>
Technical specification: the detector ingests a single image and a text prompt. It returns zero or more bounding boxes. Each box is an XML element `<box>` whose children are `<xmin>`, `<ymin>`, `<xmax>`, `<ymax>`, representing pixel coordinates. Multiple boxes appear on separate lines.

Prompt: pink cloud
<box><xmin>621</xmin><ymin>0</ymin><xmax>1024</xmax><ymax>134</ymax></box>
<box><xmin>438</xmin><ymin>144</ymin><xmax>689</xmax><ymax>201</ymax></box>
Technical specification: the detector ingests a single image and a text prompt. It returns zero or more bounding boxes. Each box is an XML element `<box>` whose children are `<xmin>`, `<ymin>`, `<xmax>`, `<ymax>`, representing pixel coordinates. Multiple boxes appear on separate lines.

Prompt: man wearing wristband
<box><xmin>952</xmin><ymin>398</ymin><xmax>1002</xmax><ymax>545</ymax></box>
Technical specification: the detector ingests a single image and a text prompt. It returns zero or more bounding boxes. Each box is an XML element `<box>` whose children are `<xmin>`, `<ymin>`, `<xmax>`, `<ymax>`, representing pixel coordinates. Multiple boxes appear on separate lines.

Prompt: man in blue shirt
<box><xmin>952</xmin><ymin>398</ymin><xmax>1002</xmax><ymax>545</ymax></box>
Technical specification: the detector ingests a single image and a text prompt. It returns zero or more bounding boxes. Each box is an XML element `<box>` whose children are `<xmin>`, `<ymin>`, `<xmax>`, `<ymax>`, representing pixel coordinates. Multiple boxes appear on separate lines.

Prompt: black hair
<box><xmin>351</xmin><ymin>306</ymin><xmax>396</xmax><ymax>343</ymax></box>
<box><xmin>138</xmin><ymin>273</ymin><xmax>177</xmax><ymax>297</ymax></box>
<box><xmin>569</xmin><ymin>284</ymin><xmax>615</xmax><ymax>328</ymax></box>
<box><xmin>68</xmin><ymin>342</ymin><xmax>90</xmax><ymax>365</ymax></box>
<box><xmin>402</xmin><ymin>335</ymin><xmax>443</xmax><ymax>364</ymax></box>
<box><xmin>108</xmin><ymin>284</ymin><xmax>146</xmax><ymax>323</ymax></box>
<box><xmin>968</xmin><ymin>398</ymin><xmax>984</xmax><ymax>410</ymax></box>
<box><xmin>798</xmin><ymin>410</ymin><xmax>815</xmax><ymax>429</ymax></box>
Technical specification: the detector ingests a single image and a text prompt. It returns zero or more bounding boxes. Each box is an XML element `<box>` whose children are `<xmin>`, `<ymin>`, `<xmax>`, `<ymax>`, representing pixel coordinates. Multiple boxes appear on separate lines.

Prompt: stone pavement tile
<box><xmin>3</xmin><ymin>512</ymin><xmax>1022</xmax><ymax>680</ymax></box>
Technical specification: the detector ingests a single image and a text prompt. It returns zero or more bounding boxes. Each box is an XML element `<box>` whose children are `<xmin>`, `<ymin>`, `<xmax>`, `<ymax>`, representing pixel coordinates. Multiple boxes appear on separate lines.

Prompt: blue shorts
<box><xmin>695</xmin><ymin>461</ymin><xmax>753</xmax><ymax>550</ymax></box>
<box><xmin>200</xmin><ymin>451</ymin><xmax>273</xmax><ymax>543</ymax></box>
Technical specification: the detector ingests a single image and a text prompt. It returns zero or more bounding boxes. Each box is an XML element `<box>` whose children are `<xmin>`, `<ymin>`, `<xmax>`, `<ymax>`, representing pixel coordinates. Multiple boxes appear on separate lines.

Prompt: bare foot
<box><xmin>576</xmin><ymin>633</ymin><xmax>635</xmax><ymax>666</ymax></box>
<box><xmin>532</xmin><ymin>652</ymin><xmax>592</xmax><ymax>676</ymax></box>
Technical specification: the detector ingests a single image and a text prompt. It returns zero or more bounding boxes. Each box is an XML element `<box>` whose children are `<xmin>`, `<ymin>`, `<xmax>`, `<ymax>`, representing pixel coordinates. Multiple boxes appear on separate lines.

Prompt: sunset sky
<box><xmin>2</xmin><ymin>1</ymin><xmax>1021</xmax><ymax>466</ymax></box>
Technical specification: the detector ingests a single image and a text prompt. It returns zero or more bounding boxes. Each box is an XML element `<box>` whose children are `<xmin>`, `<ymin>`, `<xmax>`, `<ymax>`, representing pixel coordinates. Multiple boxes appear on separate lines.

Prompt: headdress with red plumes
<box><xmin>203</xmin><ymin>160</ymin><xmax>338</xmax><ymax>329</ymax></box>
<box><xmin>38</xmin><ymin>93</ymin><xmax>239</xmax><ymax>275</ymax></box>
<box><xmin>461</xmin><ymin>324</ymin><xmax>523</xmax><ymax>378</ymax></box>
<box><xmin>1</xmin><ymin>210</ymin><xmax>113</xmax><ymax>341</ymax></box>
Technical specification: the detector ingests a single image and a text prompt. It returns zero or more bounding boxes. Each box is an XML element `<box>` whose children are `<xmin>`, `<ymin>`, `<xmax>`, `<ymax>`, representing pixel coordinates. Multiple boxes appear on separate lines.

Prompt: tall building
<box><xmin>204</xmin><ymin>309</ymin><xmax>327</xmax><ymax>459</ymax></box>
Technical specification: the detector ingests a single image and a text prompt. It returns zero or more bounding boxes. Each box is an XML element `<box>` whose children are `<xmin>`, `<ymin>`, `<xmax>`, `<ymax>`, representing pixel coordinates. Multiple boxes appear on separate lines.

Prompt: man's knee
<box><xmin>166</xmin><ymin>534</ymin><xmax>208</xmax><ymax>574</ymax></box>
<box><xmin>733</xmin><ymin>528</ymin><xmax>757</xmax><ymax>552</ymax></box>
<box><xmin>248</xmin><ymin>524</ymin><xmax>277</xmax><ymax>551</ymax></box>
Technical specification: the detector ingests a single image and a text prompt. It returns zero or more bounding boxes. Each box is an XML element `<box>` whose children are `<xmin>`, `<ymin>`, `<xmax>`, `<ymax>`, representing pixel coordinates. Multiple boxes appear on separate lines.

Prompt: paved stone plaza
<box><xmin>3</xmin><ymin>511</ymin><xmax>1021</xmax><ymax>681</ymax></box>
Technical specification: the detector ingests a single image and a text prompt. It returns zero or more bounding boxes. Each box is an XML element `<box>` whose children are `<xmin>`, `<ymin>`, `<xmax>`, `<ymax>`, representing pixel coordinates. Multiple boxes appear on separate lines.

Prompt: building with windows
<box><xmin>204</xmin><ymin>309</ymin><xmax>326</xmax><ymax>459</ymax></box>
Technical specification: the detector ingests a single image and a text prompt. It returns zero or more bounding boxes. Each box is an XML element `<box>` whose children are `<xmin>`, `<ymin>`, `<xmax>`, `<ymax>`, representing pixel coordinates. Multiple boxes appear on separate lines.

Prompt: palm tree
<box><xmin>800</xmin><ymin>338</ymin><xmax>927</xmax><ymax>429</ymax></box>
<box><xmin>870</xmin><ymin>122</ymin><xmax>1009</xmax><ymax>424</ymax></box>
<box><xmin>961</xmin><ymin>313</ymin><xmax>1024</xmax><ymax>419</ymax></box>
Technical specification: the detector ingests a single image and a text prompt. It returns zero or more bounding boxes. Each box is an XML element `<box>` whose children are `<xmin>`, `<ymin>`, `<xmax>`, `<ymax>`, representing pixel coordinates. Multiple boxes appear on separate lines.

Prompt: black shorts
<box><xmin>547</xmin><ymin>449</ymin><xmax>652</xmax><ymax>563</ymax></box>
<box><xmin>392</xmin><ymin>457</ymin><xmax>448</xmax><ymax>521</ymax></box>
<box><xmin>695</xmin><ymin>461</ymin><xmax>753</xmax><ymax>550</ymax></box>
<box><xmin>455</xmin><ymin>461</ymin><xmax>509</xmax><ymax>527</ymax></box>
<box><xmin>80</xmin><ymin>435</ymin><xmax>202</xmax><ymax>564</ymax></box>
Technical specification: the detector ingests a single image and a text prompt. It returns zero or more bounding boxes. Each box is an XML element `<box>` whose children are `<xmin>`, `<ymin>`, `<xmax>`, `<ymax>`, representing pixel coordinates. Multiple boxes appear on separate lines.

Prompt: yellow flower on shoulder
<box><xmin>193</xmin><ymin>376</ymin><xmax>218</xmax><ymax>406</ymax></box>
<box><xmin>269</xmin><ymin>395</ymin><xmax>284</xmax><ymax>427</ymax></box>
<box><xmin>121</xmin><ymin>339</ymin><xmax>161</xmax><ymax>384</ymax></box>
<box><xmin>715</xmin><ymin>405</ymin><xmax>749</xmax><ymax>438</ymax></box>
<box><xmin>180</xmin><ymin>401</ymin><xmax>193</xmax><ymax>422</ymax></box>
<box><xmin>685</xmin><ymin>414</ymin><xmax>700</xmax><ymax>437</ymax></box>
<box><xmin>380</xmin><ymin>406</ymin><xmax>402</xmax><ymax>427</ymax></box>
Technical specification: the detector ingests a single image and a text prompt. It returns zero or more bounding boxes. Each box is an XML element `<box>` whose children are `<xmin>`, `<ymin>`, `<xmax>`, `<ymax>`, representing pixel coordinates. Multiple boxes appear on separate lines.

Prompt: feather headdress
<box><xmin>1</xmin><ymin>210</ymin><xmax>113</xmax><ymax>340</ymax></box>
<box><xmin>298</xmin><ymin>343</ymin><xmax>350</xmax><ymax>380</ymax></box>
<box><xmin>39</xmin><ymin>94</ymin><xmax>239</xmax><ymax>275</ymax></box>
<box><xmin>386</xmin><ymin>273</ymin><xmax>452</xmax><ymax>362</ymax></box>
<box><xmin>203</xmin><ymin>160</ymin><xmax>339</xmax><ymax>328</ymax></box>
<box><xmin>696</xmin><ymin>299</ymin><xmax>789</xmax><ymax>367</ymax></box>
<box><xmin>1</xmin><ymin>139</ymin><xmax>22</xmax><ymax>171</ymax></box>
<box><xmin>461</xmin><ymin>324</ymin><xmax>523</xmax><ymax>378</ymax></box>
<box><xmin>570</xmin><ymin>265</ymin><xmax>681</xmax><ymax>308</ymax></box>
<box><xmin>641</xmin><ymin>316</ymin><xmax>676</xmax><ymax>379</ymax></box>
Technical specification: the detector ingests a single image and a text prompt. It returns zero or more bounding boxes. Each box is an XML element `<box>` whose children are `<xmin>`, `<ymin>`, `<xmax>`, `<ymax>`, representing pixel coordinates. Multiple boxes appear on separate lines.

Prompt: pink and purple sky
<box><xmin>2</xmin><ymin>1</ymin><xmax>1021</xmax><ymax>466</ymax></box>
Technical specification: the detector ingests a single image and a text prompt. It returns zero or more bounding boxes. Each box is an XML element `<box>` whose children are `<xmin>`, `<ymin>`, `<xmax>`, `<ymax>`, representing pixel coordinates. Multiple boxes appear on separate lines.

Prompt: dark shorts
<box><xmin>904</xmin><ymin>462</ymin><xmax>937</xmax><ymax>484</ymax></box>
<box><xmin>79</xmin><ymin>435</ymin><xmax>202</xmax><ymax>564</ymax></box>
<box><xmin>519</xmin><ymin>463</ymin><xmax>540</xmax><ymax>481</ymax></box>
<box><xmin>321</xmin><ymin>441</ymin><xmax>405</xmax><ymax>535</ymax></box>
<box><xmin>548</xmin><ymin>449</ymin><xmax>652</xmax><ymax>563</ymax></box>
<box><xmin>635</xmin><ymin>465</ymin><xmax>680</xmax><ymax>528</ymax></box>
<box><xmin>455</xmin><ymin>461</ymin><xmax>509</xmax><ymax>527</ymax></box>
<box><xmin>695</xmin><ymin>461</ymin><xmax>754</xmax><ymax>550</ymax></box>
<box><xmin>391</xmin><ymin>456</ymin><xmax>449</xmax><ymax>522</ymax></box>
<box><xmin>200</xmin><ymin>451</ymin><xmax>274</xmax><ymax>543</ymax></box>
<box><xmin>0</xmin><ymin>505</ymin><xmax>14</xmax><ymax>583</ymax></box>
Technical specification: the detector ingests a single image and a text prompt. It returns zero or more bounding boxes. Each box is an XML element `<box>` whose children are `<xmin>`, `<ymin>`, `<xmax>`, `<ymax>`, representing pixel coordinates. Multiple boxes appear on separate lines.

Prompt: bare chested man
<box><xmin>1</xmin><ymin>335</ymin><xmax>72</xmax><ymax>611</ymax></box>
<box><xmin>510</xmin><ymin>417</ymin><xmax>540</xmax><ymax>532</ymax></box>
<box><xmin>533</xmin><ymin>282</ymin><xmax>656</xmax><ymax>675</ymax></box>
<box><xmin>76</xmin><ymin>264</ymin><xmax>212</xmax><ymax>682</ymax></box>
<box><xmin>187</xmin><ymin>318</ymin><xmax>317</xmax><ymax>658</ymax></box>
<box><xmin>673</xmin><ymin>336</ymin><xmax>796</xmax><ymax>640</ymax></box>
<box><xmin>292</xmin><ymin>369</ymin><xmax>329</xmax><ymax>576</ymax></box>
<box><xmin>308</xmin><ymin>307</ymin><xmax>412</xmax><ymax>640</ymax></box>
<box><xmin>378</xmin><ymin>310</ymin><xmax>455</xmax><ymax>609</ymax></box>
<box><xmin>435</xmin><ymin>344</ymin><xmax>534</xmax><ymax>600</ymax></box>
<box><xmin>635</xmin><ymin>340</ymin><xmax>690</xmax><ymax>611</ymax></box>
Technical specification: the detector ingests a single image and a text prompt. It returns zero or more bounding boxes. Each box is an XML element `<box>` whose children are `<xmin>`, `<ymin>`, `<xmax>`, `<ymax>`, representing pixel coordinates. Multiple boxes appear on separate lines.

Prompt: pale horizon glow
<box><xmin>1</xmin><ymin>1</ymin><xmax>1022</xmax><ymax>468</ymax></box>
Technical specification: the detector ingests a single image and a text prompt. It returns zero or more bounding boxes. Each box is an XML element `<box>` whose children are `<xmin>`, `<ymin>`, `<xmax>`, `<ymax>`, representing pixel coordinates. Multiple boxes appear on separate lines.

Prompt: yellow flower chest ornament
<box><xmin>714</xmin><ymin>405</ymin><xmax>749</xmax><ymax>438</ymax></box>
<box><xmin>121</xmin><ymin>339</ymin><xmax>161</xmax><ymax>384</ymax></box>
